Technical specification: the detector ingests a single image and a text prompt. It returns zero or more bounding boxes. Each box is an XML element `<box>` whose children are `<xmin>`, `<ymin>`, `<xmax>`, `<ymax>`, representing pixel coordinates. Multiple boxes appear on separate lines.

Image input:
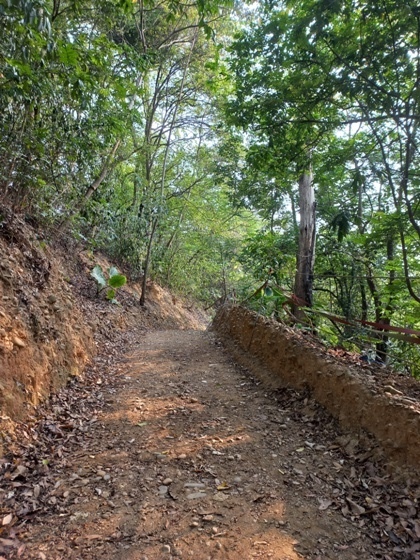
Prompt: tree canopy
<box><xmin>3</xmin><ymin>0</ymin><xmax>420</xmax><ymax>375</ymax></box>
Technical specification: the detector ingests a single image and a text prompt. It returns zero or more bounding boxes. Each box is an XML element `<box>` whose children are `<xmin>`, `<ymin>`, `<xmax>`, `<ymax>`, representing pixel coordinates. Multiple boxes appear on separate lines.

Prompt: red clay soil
<box><xmin>0</xmin><ymin>205</ymin><xmax>204</xmax><ymax>427</ymax></box>
<box><xmin>212</xmin><ymin>305</ymin><xmax>420</xmax><ymax>475</ymax></box>
<box><xmin>0</xmin><ymin>207</ymin><xmax>94</xmax><ymax>420</ymax></box>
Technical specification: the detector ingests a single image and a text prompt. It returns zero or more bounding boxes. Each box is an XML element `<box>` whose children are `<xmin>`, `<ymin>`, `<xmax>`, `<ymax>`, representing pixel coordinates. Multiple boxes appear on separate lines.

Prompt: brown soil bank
<box><xmin>212</xmin><ymin>305</ymin><xmax>420</xmax><ymax>475</ymax></box>
<box><xmin>0</xmin><ymin>206</ymin><xmax>205</xmax><ymax>425</ymax></box>
<box><xmin>0</xmin><ymin>208</ymin><xmax>94</xmax><ymax>420</ymax></box>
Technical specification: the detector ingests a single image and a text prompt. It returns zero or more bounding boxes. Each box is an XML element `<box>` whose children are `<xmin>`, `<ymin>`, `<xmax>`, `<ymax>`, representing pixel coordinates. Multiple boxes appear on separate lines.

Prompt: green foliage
<box><xmin>108</xmin><ymin>266</ymin><xmax>127</xmax><ymax>288</ymax></box>
<box><xmin>330</xmin><ymin>212</ymin><xmax>351</xmax><ymax>242</ymax></box>
<box><xmin>91</xmin><ymin>265</ymin><xmax>107</xmax><ymax>290</ymax></box>
<box><xmin>238</xmin><ymin>231</ymin><xmax>295</xmax><ymax>286</ymax></box>
<box><xmin>245</xmin><ymin>283</ymin><xmax>288</xmax><ymax>319</ymax></box>
<box><xmin>90</xmin><ymin>264</ymin><xmax>127</xmax><ymax>302</ymax></box>
<box><xmin>224</xmin><ymin>0</ymin><xmax>420</xmax><ymax>374</ymax></box>
<box><xmin>4</xmin><ymin>0</ymin><xmax>420</xmax><ymax>376</ymax></box>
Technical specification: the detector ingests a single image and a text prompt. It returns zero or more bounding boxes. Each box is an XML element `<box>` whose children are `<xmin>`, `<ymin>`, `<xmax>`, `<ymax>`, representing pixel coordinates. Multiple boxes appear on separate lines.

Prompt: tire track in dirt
<box><xmin>5</xmin><ymin>330</ymin><xmax>406</xmax><ymax>559</ymax></box>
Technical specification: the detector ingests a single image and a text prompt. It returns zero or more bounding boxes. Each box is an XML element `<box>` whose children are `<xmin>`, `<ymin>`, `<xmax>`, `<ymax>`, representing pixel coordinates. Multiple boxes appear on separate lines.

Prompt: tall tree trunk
<box><xmin>360</xmin><ymin>281</ymin><xmax>368</xmax><ymax>322</ymax></box>
<box><xmin>292</xmin><ymin>170</ymin><xmax>316</xmax><ymax>323</ymax></box>
<box><xmin>289</xmin><ymin>189</ymin><xmax>298</xmax><ymax>234</ymax></box>
<box><xmin>140</xmin><ymin>217</ymin><xmax>158</xmax><ymax>307</ymax></box>
<box><xmin>368</xmin><ymin>236</ymin><xmax>395</xmax><ymax>363</ymax></box>
<box><xmin>139</xmin><ymin>30</ymin><xmax>198</xmax><ymax>306</ymax></box>
<box><xmin>78</xmin><ymin>140</ymin><xmax>122</xmax><ymax>204</ymax></box>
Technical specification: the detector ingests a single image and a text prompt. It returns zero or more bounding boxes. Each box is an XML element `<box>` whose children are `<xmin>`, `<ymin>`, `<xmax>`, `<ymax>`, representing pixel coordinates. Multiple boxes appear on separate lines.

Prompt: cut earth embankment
<box><xmin>212</xmin><ymin>305</ymin><xmax>420</xmax><ymax>475</ymax></box>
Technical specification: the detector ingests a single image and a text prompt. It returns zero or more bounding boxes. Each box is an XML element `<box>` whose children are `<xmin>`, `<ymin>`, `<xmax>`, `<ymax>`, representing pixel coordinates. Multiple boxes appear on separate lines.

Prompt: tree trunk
<box><xmin>292</xmin><ymin>170</ymin><xmax>316</xmax><ymax>323</ymax></box>
<box><xmin>139</xmin><ymin>31</ymin><xmax>198</xmax><ymax>306</ymax></box>
<box><xmin>140</xmin><ymin>217</ymin><xmax>158</xmax><ymax>306</ymax></box>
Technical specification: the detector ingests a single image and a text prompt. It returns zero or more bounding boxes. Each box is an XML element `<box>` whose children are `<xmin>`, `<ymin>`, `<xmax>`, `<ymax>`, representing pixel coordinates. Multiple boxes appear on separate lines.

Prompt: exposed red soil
<box><xmin>0</xmin><ymin>205</ymin><xmax>204</xmax><ymax>428</ymax></box>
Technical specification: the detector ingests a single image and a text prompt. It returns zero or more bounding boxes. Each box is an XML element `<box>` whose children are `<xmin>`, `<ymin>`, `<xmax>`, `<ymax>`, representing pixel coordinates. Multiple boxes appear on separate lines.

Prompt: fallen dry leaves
<box><xmin>0</xmin><ymin>329</ymin><xmax>419</xmax><ymax>560</ymax></box>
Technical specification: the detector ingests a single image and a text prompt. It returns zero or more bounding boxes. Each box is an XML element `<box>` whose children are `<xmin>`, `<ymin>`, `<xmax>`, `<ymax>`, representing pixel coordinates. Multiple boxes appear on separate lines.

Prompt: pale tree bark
<box><xmin>292</xmin><ymin>169</ymin><xmax>316</xmax><ymax>323</ymax></box>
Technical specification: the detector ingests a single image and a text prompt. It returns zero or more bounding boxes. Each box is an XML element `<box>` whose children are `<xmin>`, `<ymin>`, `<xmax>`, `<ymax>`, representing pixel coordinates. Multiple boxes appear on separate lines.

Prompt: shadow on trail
<box><xmin>68</xmin><ymin>330</ymin><xmax>372</xmax><ymax>560</ymax></box>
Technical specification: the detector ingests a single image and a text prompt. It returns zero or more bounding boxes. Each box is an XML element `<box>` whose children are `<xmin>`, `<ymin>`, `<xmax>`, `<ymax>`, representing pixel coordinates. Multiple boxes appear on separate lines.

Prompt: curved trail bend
<box><xmin>14</xmin><ymin>330</ymin><xmax>392</xmax><ymax>559</ymax></box>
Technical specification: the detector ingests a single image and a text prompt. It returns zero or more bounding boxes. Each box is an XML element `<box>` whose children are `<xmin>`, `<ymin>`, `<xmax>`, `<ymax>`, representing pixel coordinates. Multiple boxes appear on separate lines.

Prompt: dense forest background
<box><xmin>2</xmin><ymin>0</ymin><xmax>420</xmax><ymax>376</ymax></box>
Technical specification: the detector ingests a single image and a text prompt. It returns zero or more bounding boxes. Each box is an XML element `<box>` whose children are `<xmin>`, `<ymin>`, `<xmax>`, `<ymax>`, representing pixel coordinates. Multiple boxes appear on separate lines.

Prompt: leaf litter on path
<box><xmin>0</xmin><ymin>329</ymin><xmax>419</xmax><ymax>559</ymax></box>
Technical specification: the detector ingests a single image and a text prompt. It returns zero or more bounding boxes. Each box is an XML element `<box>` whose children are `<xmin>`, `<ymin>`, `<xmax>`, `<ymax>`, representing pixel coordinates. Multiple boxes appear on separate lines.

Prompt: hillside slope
<box><xmin>0</xmin><ymin>207</ymin><xmax>206</xmax><ymax>426</ymax></box>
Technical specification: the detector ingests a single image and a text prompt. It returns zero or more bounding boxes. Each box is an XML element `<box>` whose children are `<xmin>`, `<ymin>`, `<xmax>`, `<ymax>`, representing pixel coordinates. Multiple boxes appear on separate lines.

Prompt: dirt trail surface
<box><xmin>1</xmin><ymin>329</ymin><xmax>420</xmax><ymax>560</ymax></box>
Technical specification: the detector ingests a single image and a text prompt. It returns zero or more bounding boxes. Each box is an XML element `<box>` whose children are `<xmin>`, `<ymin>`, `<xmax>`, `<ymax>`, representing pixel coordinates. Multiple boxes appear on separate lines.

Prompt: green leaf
<box><xmin>108</xmin><ymin>273</ymin><xmax>127</xmax><ymax>288</ymax></box>
<box><xmin>58</xmin><ymin>44</ymin><xmax>79</xmax><ymax>66</ymax></box>
<box><xmin>91</xmin><ymin>265</ymin><xmax>106</xmax><ymax>289</ymax></box>
<box><xmin>106</xmin><ymin>287</ymin><xmax>116</xmax><ymax>300</ymax></box>
<box><xmin>330</xmin><ymin>211</ymin><xmax>351</xmax><ymax>242</ymax></box>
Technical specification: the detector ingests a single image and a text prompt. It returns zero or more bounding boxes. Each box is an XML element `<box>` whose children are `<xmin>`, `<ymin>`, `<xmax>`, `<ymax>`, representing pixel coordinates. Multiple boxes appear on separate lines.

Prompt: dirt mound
<box><xmin>212</xmin><ymin>305</ymin><xmax>420</xmax><ymax>476</ymax></box>
<box><xmin>0</xmin><ymin>207</ymin><xmax>206</xmax><ymax>428</ymax></box>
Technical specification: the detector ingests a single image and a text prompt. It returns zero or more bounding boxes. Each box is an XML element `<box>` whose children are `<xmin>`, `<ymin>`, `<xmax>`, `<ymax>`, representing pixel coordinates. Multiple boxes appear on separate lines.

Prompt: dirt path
<box><xmin>2</xmin><ymin>329</ymin><xmax>414</xmax><ymax>559</ymax></box>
